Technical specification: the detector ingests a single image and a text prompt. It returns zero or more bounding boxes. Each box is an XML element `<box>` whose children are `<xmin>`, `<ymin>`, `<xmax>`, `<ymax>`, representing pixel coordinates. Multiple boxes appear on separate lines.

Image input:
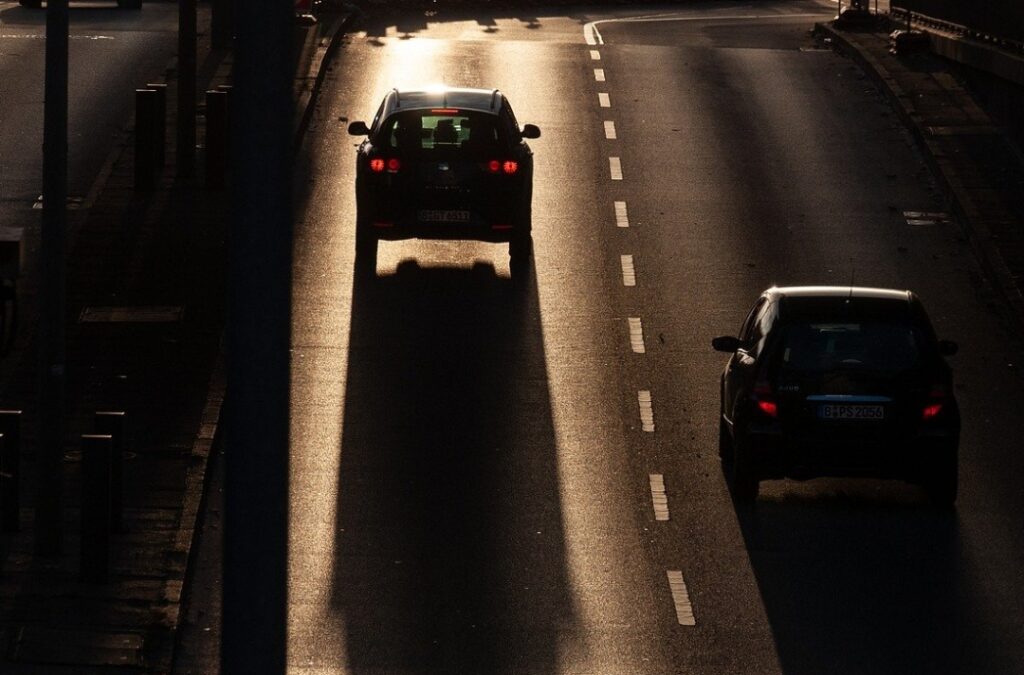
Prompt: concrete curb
<box><xmin>294</xmin><ymin>9</ymin><xmax>361</xmax><ymax>151</ymax></box>
<box><xmin>817</xmin><ymin>21</ymin><xmax>1024</xmax><ymax>336</ymax></box>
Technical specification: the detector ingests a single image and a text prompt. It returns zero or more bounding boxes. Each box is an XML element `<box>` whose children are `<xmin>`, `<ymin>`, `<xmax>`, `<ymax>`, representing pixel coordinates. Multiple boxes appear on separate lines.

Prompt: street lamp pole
<box><xmin>35</xmin><ymin>0</ymin><xmax>69</xmax><ymax>556</ymax></box>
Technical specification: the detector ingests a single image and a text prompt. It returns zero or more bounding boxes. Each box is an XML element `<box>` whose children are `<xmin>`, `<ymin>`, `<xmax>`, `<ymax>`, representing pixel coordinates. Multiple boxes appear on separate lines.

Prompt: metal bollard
<box><xmin>80</xmin><ymin>434</ymin><xmax>112</xmax><ymax>583</ymax></box>
<box><xmin>134</xmin><ymin>88</ymin><xmax>159</xmax><ymax>190</ymax></box>
<box><xmin>0</xmin><ymin>410</ymin><xmax>22</xmax><ymax>532</ymax></box>
<box><xmin>95</xmin><ymin>411</ymin><xmax>125</xmax><ymax>533</ymax></box>
<box><xmin>145</xmin><ymin>83</ymin><xmax>167</xmax><ymax>169</ymax></box>
<box><xmin>205</xmin><ymin>89</ymin><xmax>229</xmax><ymax>189</ymax></box>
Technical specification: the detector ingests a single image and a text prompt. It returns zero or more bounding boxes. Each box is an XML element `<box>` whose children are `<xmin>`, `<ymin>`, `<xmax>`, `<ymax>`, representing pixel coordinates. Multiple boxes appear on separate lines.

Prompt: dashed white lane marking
<box><xmin>609</xmin><ymin>157</ymin><xmax>623</xmax><ymax>180</ymax></box>
<box><xmin>628</xmin><ymin>316</ymin><xmax>645</xmax><ymax>352</ymax></box>
<box><xmin>667</xmin><ymin>571</ymin><xmax>696</xmax><ymax>625</ymax></box>
<box><xmin>620</xmin><ymin>254</ymin><xmax>636</xmax><ymax>287</ymax></box>
<box><xmin>604</xmin><ymin>120</ymin><xmax>617</xmax><ymax>140</ymax></box>
<box><xmin>638</xmin><ymin>390</ymin><xmax>655</xmax><ymax>432</ymax></box>
<box><xmin>903</xmin><ymin>210</ymin><xmax>951</xmax><ymax>225</ymax></box>
<box><xmin>598</xmin><ymin>92</ymin><xmax>611</xmax><ymax>108</ymax></box>
<box><xmin>649</xmin><ymin>474</ymin><xmax>669</xmax><ymax>520</ymax></box>
<box><xmin>614</xmin><ymin>200</ymin><xmax>629</xmax><ymax>228</ymax></box>
<box><xmin>589</xmin><ymin>49</ymin><xmax>601</xmax><ymax>60</ymax></box>
<box><xmin>594</xmin><ymin>68</ymin><xmax>606</xmax><ymax>82</ymax></box>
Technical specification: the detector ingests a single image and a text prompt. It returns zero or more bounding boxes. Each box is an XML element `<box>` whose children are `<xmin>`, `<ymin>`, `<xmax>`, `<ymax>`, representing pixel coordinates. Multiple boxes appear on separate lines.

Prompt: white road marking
<box><xmin>620</xmin><ymin>254</ymin><xmax>636</xmax><ymax>287</ymax></box>
<box><xmin>594</xmin><ymin>68</ymin><xmax>606</xmax><ymax>82</ymax></box>
<box><xmin>598</xmin><ymin>92</ymin><xmax>611</xmax><ymax>108</ymax></box>
<box><xmin>589</xmin><ymin>49</ymin><xmax>601</xmax><ymax>60</ymax></box>
<box><xmin>609</xmin><ymin>157</ymin><xmax>623</xmax><ymax>180</ymax></box>
<box><xmin>614</xmin><ymin>200</ymin><xmax>629</xmax><ymax>228</ymax></box>
<box><xmin>604</xmin><ymin>120</ymin><xmax>617</xmax><ymax>140</ymax></box>
<box><xmin>628</xmin><ymin>316</ymin><xmax>645</xmax><ymax>353</ymax></box>
<box><xmin>649</xmin><ymin>474</ymin><xmax>669</xmax><ymax>520</ymax></box>
<box><xmin>667</xmin><ymin>570</ymin><xmax>696</xmax><ymax>625</ymax></box>
<box><xmin>638</xmin><ymin>390</ymin><xmax>655</xmax><ymax>432</ymax></box>
<box><xmin>584</xmin><ymin>12</ymin><xmax>829</xmax><ymax>45</ymax></box>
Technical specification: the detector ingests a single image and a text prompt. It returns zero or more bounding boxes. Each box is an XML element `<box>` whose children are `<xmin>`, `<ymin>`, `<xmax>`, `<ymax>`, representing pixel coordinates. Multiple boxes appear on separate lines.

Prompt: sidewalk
<box><xmin>0</xmin><ymin>6</ymin><xmax>352</xmax><ymax>673</ymax></box>
<box><xmin>817</xmin><ymin>15</ymin><xmax>1024</xmax><ymax>331</ymax></box>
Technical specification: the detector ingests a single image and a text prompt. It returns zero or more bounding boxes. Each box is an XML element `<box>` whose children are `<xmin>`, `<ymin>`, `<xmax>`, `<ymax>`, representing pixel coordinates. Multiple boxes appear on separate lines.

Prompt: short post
<box><xmin>134</xmin><ymin>88</ymin><xmax>158</xmax><ymax>190</ymax></box>
<box><xmin>95</xmin><ymin>411</ymin><xmax>125</xmax><ymax>533</ymax></box>
<box><xmin>80</xmin><ymin>434</ymin><xmax>112</xmax><ymax>583</ymax></box>
<box><xmin>205</xmin><ymin>89</ymin><xmax>229</xmax><ymax>189</ymax></box>
<box><xmin>0</xmin><ymin>410</ymin><xmax>22</xmax><ymax>532</ymax></box>
<box><xmin>145</xmin><ymin>83</ymin><xmax>167</xmax><ymax>168</ymax></box>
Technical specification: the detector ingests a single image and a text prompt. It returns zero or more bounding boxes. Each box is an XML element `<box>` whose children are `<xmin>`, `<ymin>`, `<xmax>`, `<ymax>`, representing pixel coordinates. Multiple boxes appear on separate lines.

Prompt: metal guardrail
<box><xmin>891</xmin><ymin>3</ymin><xmax>1024</xmax><ymax>54</ymax></box>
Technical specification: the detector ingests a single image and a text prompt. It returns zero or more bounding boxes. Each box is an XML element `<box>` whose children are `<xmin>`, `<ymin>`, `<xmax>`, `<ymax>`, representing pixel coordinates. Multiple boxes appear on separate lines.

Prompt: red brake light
<box><xmin>752</xmin><ymin>380</ymin><xmax>778</xmax><ymax>418</ymax></box>
<box><xmin>369</xmin><ymin>158</ymin><xmax>385</xmax><ymax>172</ymax></box>
<box><xmin>756</xmin><ymin>400</ymin><xmax>778</xmax><ymax>417</ymax></box>
<box><xmin>922</xmin><ymin>384</ymin><xmax>947</xmax><ymax>420</ymax></box>
<box><xmin>502</xmin><ymin>160</ymin><xmax>518</xmax><ymax>174</ymax></box>
<box><xmin>430</xmin><ymin>108</ymin><xmax>459</xmax><ymax>114</ymax></box>
<box><xmin>387</xmin><ymin>157</ymin><xmax>401</xmax><ymax>173</ymax></box>
<box><xmin>487</xmin><ymin>160</ymin><xmax>501</xmax><ymax>173</ymax></box>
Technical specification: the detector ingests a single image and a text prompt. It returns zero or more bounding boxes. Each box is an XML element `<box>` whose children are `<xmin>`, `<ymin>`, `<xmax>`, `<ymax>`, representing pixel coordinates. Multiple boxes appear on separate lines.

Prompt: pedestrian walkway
<box><xmin>0</xmin><ymin>6</ymin><xmax>352</xmax><ymax>673</ymax></box>
<box><xmin>818</xmin><ymin>15</ymin><xmax>1024</xmax><ymax>329</ymax></box>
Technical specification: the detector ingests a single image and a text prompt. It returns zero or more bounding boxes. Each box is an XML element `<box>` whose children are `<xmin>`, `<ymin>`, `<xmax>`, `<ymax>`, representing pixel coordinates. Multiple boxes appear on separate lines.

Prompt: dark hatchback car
<box><xmin>347</xmin><ymin>87</ymin><xmax>540</xmax><ymax>274</ymax></box>
<box><xmin>712</xmin><ymin>286</ymin><xmax>960</xmax><ymax>505</ymax></box>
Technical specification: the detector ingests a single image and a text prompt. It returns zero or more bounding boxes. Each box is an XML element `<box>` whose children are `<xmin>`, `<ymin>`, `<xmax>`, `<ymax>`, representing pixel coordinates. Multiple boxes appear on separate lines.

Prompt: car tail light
<box><xmin>369</xmin><ymin>157</ymin><xmax>400</xmax><ymax>173</ymax></box>
<box><xmin>752</xmin><ymin>380</ymin><xmax>778</xmax><ymax>419</ymax></box>
<box><xmin>485</xmin><ymin>159</ymin><xmax>519</xmax><ymax>175</ymax></box>
<box><xmin>922</xmin><ymin>384</ymin><xmax>947</xmax><ymax>420</ymax></box>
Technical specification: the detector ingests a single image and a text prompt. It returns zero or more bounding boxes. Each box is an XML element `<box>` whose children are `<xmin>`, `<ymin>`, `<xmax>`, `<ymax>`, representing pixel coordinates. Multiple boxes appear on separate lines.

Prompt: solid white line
<box><xmin>604</xmin><ymin>120</ymin><xmax>617</xmax><ymax>140</ymax></box>
<box><xmin>650</xmin><ymin>474</ymin><xmax>669</xmax><ymax>521</ymax></box>
<box><xmin>614</xmin><ymin>200</ymin><xmax>629</xmax><ymax>228</ymax></box>
<box><xmin>667</xmin><ymin>570</ymin><xmax>696</xmax><ymax>625</ymax></box>
<box><xmin>609</xmin><ymin>157</ymin><xmax>623</xmax><ymax>180</ymax></box>
<box><xmin>638</xmin><ymin>390</ymin><xmax>655</xmax><ymax>432</ymax></box>
<box><xmin>594</xmin><ymin>68</ymin><xmax>606</xmax><ymax>82</ymax></box>
<box><xmin>628</xmin><ymin>316</ymin><xmax>645</xmax><ymax>353</ymax></box>
<box><xmin>620</xmin><ymin>254</ymin><xmax>636</xmax><ymax>287</ymax></box>
<box><xmin>589</xmin><ymin>49</ymin><xmax>601</xmax><ymax>60</ymax></box>
<box><xmin>583</xmin><ymin>12</ymin><xmax>828</xmax><ymax>45</ymax></box>
<box><xmin>598</xmin><ymin>92</ymin><xmax>611</xmax><ymax>108</ymax></box>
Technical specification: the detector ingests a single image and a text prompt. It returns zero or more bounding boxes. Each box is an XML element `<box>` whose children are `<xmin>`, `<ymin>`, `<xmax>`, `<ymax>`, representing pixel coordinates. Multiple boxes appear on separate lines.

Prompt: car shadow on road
<box><xmin>728</xmin><ymin>476</ymin><xmax>1001</xmax><ymax>675</ymax></box>
<box><xmin>329</xmin><ymin>258</ymin><xmax>575</xmax><ymax>673</ymax></box>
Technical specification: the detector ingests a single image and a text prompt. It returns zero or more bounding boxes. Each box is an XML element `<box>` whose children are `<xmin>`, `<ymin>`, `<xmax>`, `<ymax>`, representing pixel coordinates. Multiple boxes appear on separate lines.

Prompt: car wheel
<box><xmin>730</xmin><ymin>433</ymin><xmax>760</xmax><ymax>503</ymax></box>
<box><xmin>718</xmin><ymin>417</ymin><xmax>734</xmax><ymax>462</ymax></box>
<box><xmin>509</xmin><ymin>233</ymin><xmax>533</xmax><ymax>285</ymax></box>
<box><xmin>923</xmin><ymin>450</ymin><xmax>958</xmax><ymax>508</ymax></box>
<box><xmin>354</xmin><ymin>219</ymin><xmax>377</xmax><ymax>276</ymax></box>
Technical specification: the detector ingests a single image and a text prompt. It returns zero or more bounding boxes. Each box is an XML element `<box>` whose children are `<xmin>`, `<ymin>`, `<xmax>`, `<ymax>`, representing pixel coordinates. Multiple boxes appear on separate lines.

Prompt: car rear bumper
<box><xmin>743</xmin><ymin>427</ymin><xmax>958</xmax><ymax>481</ymax></box>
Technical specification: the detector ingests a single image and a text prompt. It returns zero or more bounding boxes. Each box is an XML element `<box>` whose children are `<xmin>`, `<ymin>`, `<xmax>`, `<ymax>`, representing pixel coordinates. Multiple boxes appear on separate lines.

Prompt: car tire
<box><xmin>730</xmin><ymin>433</ymin><xmax>760</xmax><ymax>503</ymax></box>
<box><xmin>718</xmin><ymin>417</ymin><xmax>734</xmax><ymax>462</ymax></box>
<box><xmin>354</xmin><ymin>219</ymin><xmax>377</xmax><ymax>276</ymax></box>
<box><xmin>509</xmin><ymin>233</ymin><xmax>533</xmax><ymax>285</ymax></box>
<box><xmin>923</xmin><ymin>450</ymin><xmax>958</xmax><ymax>508</ymax></box>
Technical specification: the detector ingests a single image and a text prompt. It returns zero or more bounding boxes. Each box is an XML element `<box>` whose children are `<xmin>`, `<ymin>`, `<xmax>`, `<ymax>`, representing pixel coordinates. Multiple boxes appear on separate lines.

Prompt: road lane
<box><xmin>290</xmin><ymin>16</ymin><xmax>691</xmax><ymax>674</ymax></box>
<box><xmin>600</xmin><ymin>6</ymin><xmax>1024</xmax><ymax>674</ymax></box>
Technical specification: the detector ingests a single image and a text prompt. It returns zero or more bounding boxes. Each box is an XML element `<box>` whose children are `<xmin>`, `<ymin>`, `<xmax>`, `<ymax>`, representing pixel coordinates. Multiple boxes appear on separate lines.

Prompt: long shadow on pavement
<box><xmin>330</xmin><ymin>258</ymin><xmax>574</xmax><ymax>673</ymax></box>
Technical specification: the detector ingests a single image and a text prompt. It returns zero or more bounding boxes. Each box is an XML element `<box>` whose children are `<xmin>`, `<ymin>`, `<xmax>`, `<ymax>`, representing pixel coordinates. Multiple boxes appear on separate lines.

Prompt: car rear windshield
<box><xmin>376</xmin><ymin>109</ymin><xmax>506</xmax><ymax>157</ymax></box>
<box><xmin>778</xmin><ymin>321</ymin><xmax>924</xmax><ymax>374</ymax></box>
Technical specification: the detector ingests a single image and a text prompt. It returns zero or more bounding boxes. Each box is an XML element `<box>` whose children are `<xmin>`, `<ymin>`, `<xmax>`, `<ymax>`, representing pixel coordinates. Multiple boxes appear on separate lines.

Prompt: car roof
<box><xmin>765</xmin><ymin>286</ymin><xmax>912</xmax><ymax>302</ymax></box>
<box><xmin>388</xmin><ymin>87</ymin><xmax>503</xmax><ymax>114</ymax></box>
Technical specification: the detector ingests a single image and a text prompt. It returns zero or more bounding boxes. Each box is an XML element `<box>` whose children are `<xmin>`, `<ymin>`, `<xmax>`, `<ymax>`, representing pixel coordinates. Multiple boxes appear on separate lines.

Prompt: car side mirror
<box><xmin>347</xmin><ymin>121</ymin><xmax>370</xmax><ymax>136</ymax></box>
<box><xmin>938</xmin><ymin>340</ymin><xmax>958</xmax><ymax>357</ymax></box>
<box><xmin>712</xmin><ymin>336</ymin><xmax>741</xmax><ymax>353</ymax></box>
<box><xmin>521</xmin><ymin>124</ymin><xmax>541</xmax><ymax>139</ymax></box>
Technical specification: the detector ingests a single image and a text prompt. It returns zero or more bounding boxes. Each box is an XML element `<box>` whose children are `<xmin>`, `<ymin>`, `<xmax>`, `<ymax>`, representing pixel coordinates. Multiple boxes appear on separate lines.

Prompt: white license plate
<box><xmin>418</xmin><ymin>209</ymin><xmax>470</xmax><ymax>223</ymax></box>
<box><xmin>819</xmin><ymin>404</ymin><xmax>885</xmax><ymax>420</ymax></box>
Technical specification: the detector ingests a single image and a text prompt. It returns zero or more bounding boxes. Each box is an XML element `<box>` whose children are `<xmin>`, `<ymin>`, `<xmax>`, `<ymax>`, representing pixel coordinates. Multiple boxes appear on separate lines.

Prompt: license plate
<box><xmin>418</xmin><ymin>209</ymin><xmax>470</xmax><ymax>223</ymax></box>
<box><xmin>819</xmin><ymin>404</ymin><xmax>885</xmax><ymax>420</ymax></box>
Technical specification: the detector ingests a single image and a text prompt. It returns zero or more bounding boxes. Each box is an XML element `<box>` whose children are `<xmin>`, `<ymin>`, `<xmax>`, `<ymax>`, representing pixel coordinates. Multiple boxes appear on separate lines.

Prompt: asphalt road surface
<box><xmin>0</xmin><ymin>0</ymin><xmax>178</xmax><ymax>273</ymax></box>
<box><xmin>288</xmin><ymin>1</ymin><xmax>1024</xmax><ymax>673</ymax></box>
